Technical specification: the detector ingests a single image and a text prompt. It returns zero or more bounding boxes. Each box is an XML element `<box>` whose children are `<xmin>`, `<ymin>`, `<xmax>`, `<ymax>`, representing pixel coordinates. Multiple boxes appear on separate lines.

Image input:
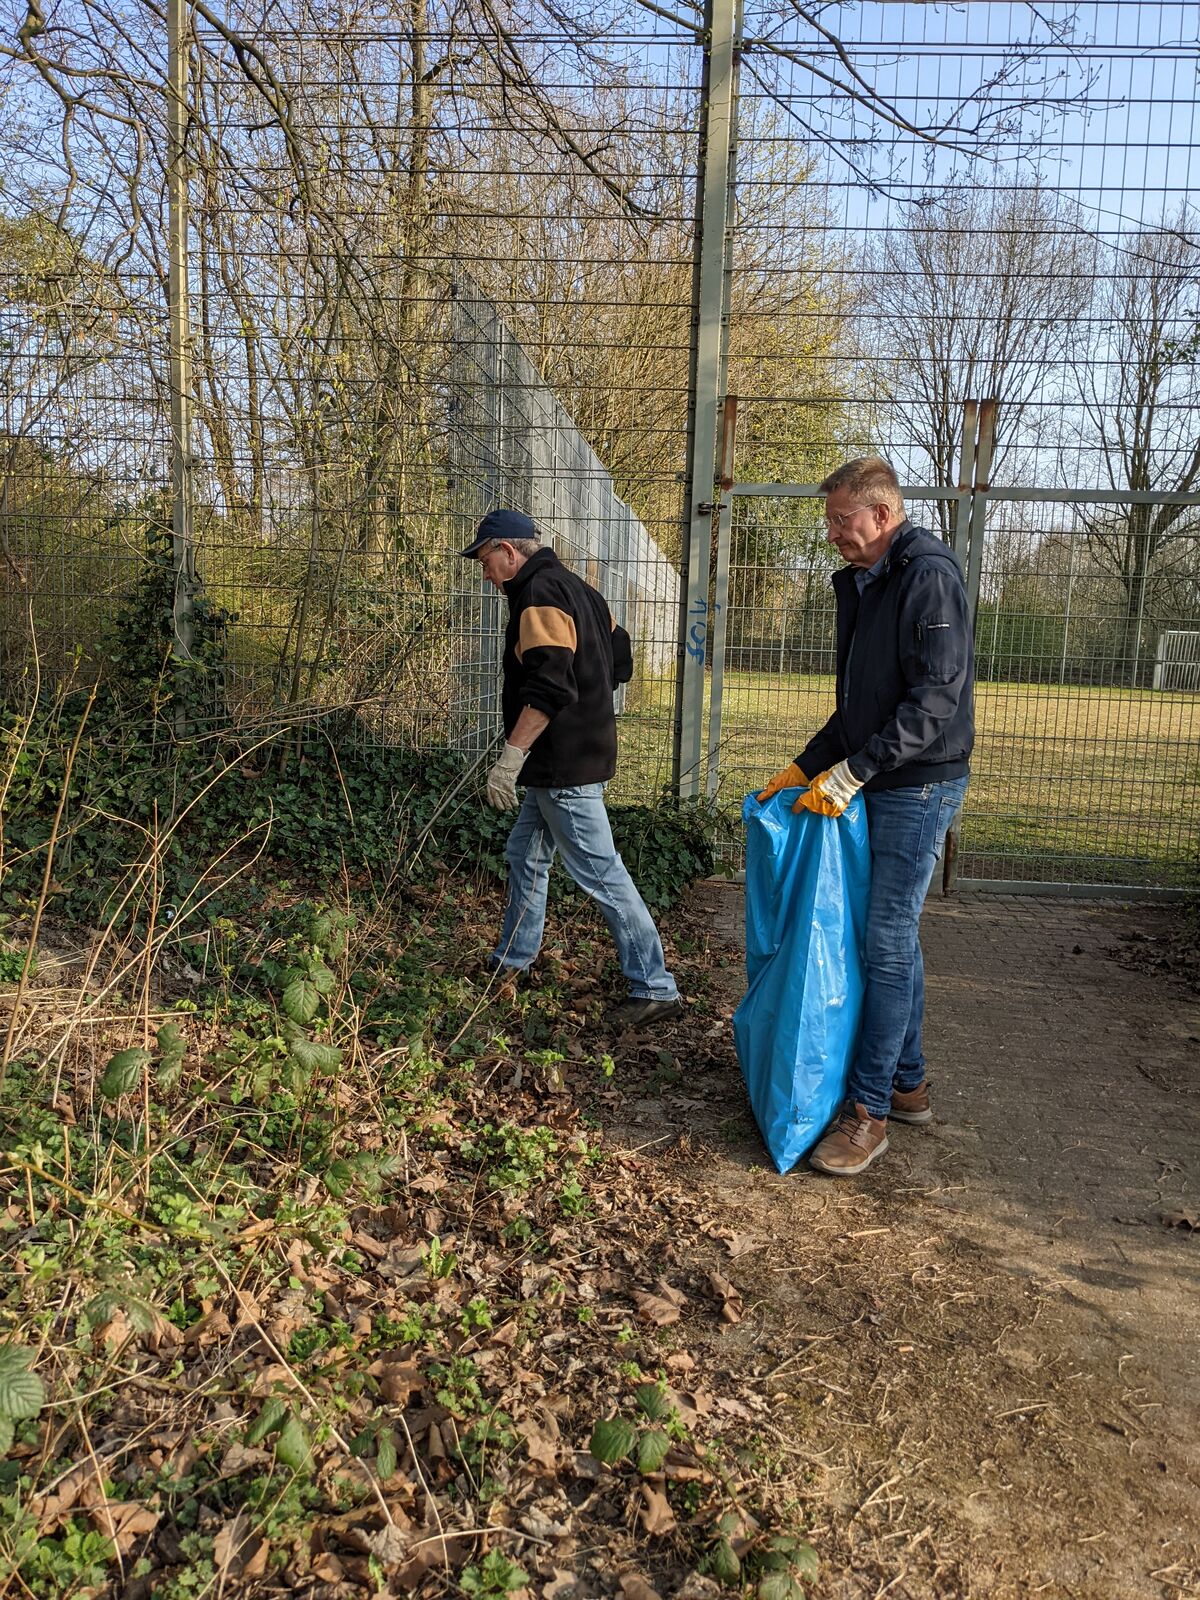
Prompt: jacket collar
<box><xmin>833</xmin><ymin>519</ymin><xmax>917</xmax><ymax>590</ymax></box>
<box><xmin>880</xmin><ymin>519</ymin><xmax>920</xmax><ymax>575</ymax></box>
<box><xmin>504</xmin><ymin>545</ymin><xmax>560</xmax><ymax>600</ymax></box>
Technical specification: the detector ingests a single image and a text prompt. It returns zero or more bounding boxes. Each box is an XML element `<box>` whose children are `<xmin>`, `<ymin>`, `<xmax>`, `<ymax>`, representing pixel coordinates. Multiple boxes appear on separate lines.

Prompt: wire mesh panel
<box><xmin>712</xmin><ymin>1</ymin><xmax>1200</xmax><ymax>890</ymax></box>
<box><xmin>447</xmin><ymin>276</ymin><xmax>681</xmax><ymax>761</ymax></box>
<box><xmin>0</xmin><ymin>1</ymin><xmax>698</xmax><ymax>795</ymax></box>
<box><xmin>966</xmin><ymin>497</ymin><xmax>1200</xmax><ymax>887</ymax></box>
<box><xmin>0</xmin><ymin>268</ymin><xmax>172</xmax><ymax>687</ymax></box>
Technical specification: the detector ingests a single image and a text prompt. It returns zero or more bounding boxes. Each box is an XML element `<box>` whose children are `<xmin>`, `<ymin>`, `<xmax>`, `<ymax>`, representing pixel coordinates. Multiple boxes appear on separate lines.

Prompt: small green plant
<box><xmin>422</xmin><ymin>1234</ymin><xmax>457</xmax><ymax>1279</ymax></box>
<box><xmin>243</xmin><ymin>1397</ymin><xmax>312</xmax><ymax>1474</ymax></box>
<box><xmin>428</xmin><ymin>1355</ymin><xmax>484</xmax><ymax>1417</ymax></box>
<box><xmin>588</xmin><ymin>1381</ymin><xmax>675</xmax><ymax>1474</ymax></box>
<box><xmin>0</xmin><ymin>944</ymin><xmax>31</xmax><ymax>983</ymax></box>
<box><xmin>0</xmin><ymin>1345</ymin><xmax>45</xmax><ymax>1456</ymax></box>
<box><xmin>459</xmin><ymin>1549</ymin><xmax>529</xmax><ymax>1597</ymax></box>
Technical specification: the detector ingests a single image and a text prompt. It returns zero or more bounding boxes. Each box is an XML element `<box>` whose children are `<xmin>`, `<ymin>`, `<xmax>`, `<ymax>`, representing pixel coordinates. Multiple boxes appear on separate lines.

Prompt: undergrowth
<box><xmin>0</xmin><ymin>882</ymin><xmax>817</xmax><ymax>1599</ymax></box>
<box><xmin>0</xmin><ymin>529</ymin><xmax>811</xmax><ymax>1599</ymax></box>
<box><xmin>0</xmin><ymin>522</ymin><xmax>714</xmax><ymax>929</ymax></box>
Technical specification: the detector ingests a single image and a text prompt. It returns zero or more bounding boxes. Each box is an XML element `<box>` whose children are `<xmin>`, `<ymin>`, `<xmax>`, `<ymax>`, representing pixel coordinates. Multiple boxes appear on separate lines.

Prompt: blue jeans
<box><xmin>494</xmin><ymin>785</ymin><xmax>680</xmax><ymax>1002</ymax></box>
<box><xmin>847</xmin><ymin>777</ymin><xmax>969</xmax><ymax>1119</ymax></box>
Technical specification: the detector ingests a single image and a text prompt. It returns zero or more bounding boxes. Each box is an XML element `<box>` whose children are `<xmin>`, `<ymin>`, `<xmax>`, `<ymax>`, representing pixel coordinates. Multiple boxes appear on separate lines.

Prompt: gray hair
<box><xmin>491</xmin><ymin>536</ymin><xmax>541</xmax><ymax>557</ymax></box>
<box><xmin>819</xmin><ymin>456</ymin><xmax>905</xmax><ymax>518</ymax></box>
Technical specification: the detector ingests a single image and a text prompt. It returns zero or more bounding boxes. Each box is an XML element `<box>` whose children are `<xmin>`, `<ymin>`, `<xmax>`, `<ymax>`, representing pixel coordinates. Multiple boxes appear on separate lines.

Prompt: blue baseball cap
<box><xmin>459</xmin><ymin>508</ymin><xmax>538</xmax><ymax>557</ymax></box>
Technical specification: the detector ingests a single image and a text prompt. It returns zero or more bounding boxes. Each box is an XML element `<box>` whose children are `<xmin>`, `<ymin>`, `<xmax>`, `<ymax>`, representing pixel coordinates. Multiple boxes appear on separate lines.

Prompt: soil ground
<box><xmin>605</xmin><ymin>886</ymin><xmax>1200</xmax><ymax>1600</ymax></box>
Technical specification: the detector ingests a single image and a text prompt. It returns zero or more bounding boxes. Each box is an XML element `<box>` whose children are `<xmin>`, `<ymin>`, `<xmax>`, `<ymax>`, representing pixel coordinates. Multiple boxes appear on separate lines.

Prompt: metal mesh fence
<box><xmin>711</xmin><ymin>1</ymin><xmax>1200</xmax><ymax>890</ymax></box>
<box><xmin>1</xmin><ymin>0</ymin><xmax>1198</xmax><ymax>888</ymax></box>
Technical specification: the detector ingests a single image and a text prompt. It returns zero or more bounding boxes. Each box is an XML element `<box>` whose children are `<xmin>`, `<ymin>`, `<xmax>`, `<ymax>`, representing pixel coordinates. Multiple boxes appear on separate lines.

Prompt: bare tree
<box><xmin>865</xmin><ymin>184</ymin><xmax>1095</xmax><ymax>535</ymax></box>
<box><xmin>1075</xmin><ymin>215</ymin><xmax>1200</xmax><ymax>684</ymax></box>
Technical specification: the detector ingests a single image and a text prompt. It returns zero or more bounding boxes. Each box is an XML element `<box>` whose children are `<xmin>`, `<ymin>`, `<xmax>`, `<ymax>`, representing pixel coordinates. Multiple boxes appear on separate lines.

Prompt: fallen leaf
<box><xmin>714</xmin><ymin>1395</ymin><xmax>752</xmax><ymax>1421</ymax></box>
<box><xmin>32</xmin><ymin>1464</ymin><xmax>91</xmax><ymax>1531</ymax></box>
<box><xmin>376</xmin><ymin>1359</ymin><xmax>424</xmax><ymax>1405</ymax></box>
<box><xmin>639</xmin><ymin>1484</ymin><xmax>676</xmax><ymax>1536</ymax></box>
<box><xmin>543</xmin><ymin>1570</ymin><xmax>578</xmax><ymax>1600</ymax></box>
<box><xmin>522</xmin><ymin>1427</ymin><xmax>559</xmax><ymax>1473</ymax></box>
<box><xmin>672</xmin><ymin>1576</ymin><xmax>723</xmax><ymax>1600</ymax></box>
<box><xmin>344</xmin><ymin>1520</ymin><xmax>412</xmax><ymax>1569</ymax></box>
<box><xmin>183</xmin><ymin>1308</ymin><xmax>233</xmax><ymax>1349</ymax></box>
<box><xmin>519</xmin><ymin>1507</ymin><xmax>571</xmax><ymax>1540</ymax></box>
<box><xmin>633</xmin><ymin>1291</ymin><xmax>681</xmax><ymax>1327</ymax></box>
<box><xmin>722</xmin><ymin>1232</ymin><xmax>761</xmax><ymax>1259</ymax></box>
<box><xmin>84</xmin><ymin>1497</ymin><xmax>159</xmax><ymax>1555</ymax></box>
<box><xmin>213</xmin><ymin>1511</ymin><xmax>270</xmax><ymax>1582</ymax></box>
<box><xmin>1161</xmin><ymin>1209</ymin><xmax>1199</xmax><ymax>1231</ymax></box>
<box><xmin>620</xmin><ymin>1576</ymin><xmax>663</xmax><ymax>1600</ymax></box>
<box><xmin>706</xmin><ymin>1270</ymin><xmax>743</xmax><ymax>1324</ymax></box>
<box><xmin>651</xmin><ymin>1278</ymin><xmax>686</xmax><ymax>1307</ymax></box>
<box><xmin>218</xmin><ymin>1441</ymin><xmax>272</xmax><ymax>1476</ymax></box>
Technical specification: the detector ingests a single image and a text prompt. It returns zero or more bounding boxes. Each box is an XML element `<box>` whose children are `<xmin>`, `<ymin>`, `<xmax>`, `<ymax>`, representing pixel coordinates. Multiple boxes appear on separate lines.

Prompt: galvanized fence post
<box><xmin>673</xmin><ymin>0</ymin><xmax>740</xmax><ymax>799</ymax></box>
<box><xmin>705</xmin><ymin>393</ymin><xmax>739</xmax><ymax>798</ymax></box>
<box><xmin>167</xmin><ymin>0</ymin><xmax>196</xmax><ymax>665</ymax></box>
<box><xmin>965</xmin><ymin>398</ymin><xmax>997</xmax><ymax>618</ymax></box>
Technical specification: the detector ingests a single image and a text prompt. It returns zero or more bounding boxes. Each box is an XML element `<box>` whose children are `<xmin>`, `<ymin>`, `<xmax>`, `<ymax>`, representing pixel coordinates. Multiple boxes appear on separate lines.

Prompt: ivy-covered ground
<box><xmin>0</xmin><ymin>868</ymin><xmax>822</xmax><ymax>1600</ymax></box>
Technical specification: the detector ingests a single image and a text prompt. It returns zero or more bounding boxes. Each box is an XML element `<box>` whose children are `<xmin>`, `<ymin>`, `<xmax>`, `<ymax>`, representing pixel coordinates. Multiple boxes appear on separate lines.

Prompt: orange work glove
<box><xmin>756</xmin><ymin>761</ymin><xmax>807</xmax><ymax>803</ymax></box>
<box><xmin>794</xmin><ymin>759</ymin><xmax>864</xmax><ymax>817</ymax></box>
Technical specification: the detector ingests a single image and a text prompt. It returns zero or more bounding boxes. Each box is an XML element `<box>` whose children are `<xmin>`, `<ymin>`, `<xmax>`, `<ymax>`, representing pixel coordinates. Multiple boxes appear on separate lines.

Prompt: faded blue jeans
<box><xmin>494</xmin><ymin>785</ymin><xmax>679</xmax><ymax>1002</ymax></box>
<box><xmin>847</xmin><ymin>777</ymin><xmax>969</xmax><ymax>1119</ymax></box>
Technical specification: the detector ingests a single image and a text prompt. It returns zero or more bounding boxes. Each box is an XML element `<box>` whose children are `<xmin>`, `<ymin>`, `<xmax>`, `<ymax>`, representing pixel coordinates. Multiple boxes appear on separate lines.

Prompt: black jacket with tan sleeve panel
<box><xmin>501</xmin><ymin>547</ymin><xmax>634</xmax><ymax>787</ymax></box>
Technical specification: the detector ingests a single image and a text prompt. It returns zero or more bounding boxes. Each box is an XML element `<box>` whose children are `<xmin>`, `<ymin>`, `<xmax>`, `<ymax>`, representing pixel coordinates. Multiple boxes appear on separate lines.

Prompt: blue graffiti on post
<box><xmin>686</xmin><ymin>595</ymin><xmax>707</xmax><ymax>662</ymax></box>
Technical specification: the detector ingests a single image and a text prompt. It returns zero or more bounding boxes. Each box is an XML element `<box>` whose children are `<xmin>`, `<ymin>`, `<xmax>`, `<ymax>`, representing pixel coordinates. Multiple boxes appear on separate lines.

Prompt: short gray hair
<box><xmin>819</xmin><ymin>456</ymin><xmax>905</xmax><ymax>518</ymax></box>
<box><xmin>491</xmin><ymin>536</ymin><xmax>540</xmax><ymax>557</ymax></box>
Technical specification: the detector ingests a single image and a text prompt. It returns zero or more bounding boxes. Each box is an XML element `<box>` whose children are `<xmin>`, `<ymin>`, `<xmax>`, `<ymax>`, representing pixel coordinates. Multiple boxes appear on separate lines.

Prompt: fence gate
<box><xmin>694</xmin><ymin>452</ymin><xmax>1200</xmax><ymax>895</ymax></box>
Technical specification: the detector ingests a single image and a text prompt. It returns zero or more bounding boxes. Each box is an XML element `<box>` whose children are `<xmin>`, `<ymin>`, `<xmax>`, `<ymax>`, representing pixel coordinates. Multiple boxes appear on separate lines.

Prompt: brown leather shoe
<box><xmin>889</xmin><ymin>1082</ymin><xmax>932</xmax><ymax>1124</ymax></box>
<box><xmin>809</xmin><ymin>1103</ymin><xmax>889</xmax><ymax>1176</ymax></box>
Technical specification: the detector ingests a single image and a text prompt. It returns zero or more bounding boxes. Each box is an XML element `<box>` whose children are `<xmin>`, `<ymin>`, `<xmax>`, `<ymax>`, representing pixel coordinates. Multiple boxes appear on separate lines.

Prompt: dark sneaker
<box><xmin>889</xmin><ymin>1082</ymin><xmax>932</xmax><ymax>1124</ymax></box>
<box><xmin>607</xmin><ymin>996</ymin><xmax>684</xmax><ymax>1029</ymax></box>
<box><xmin>809</xmin><ymin>1103</ymin><xmax>889</xmax><ymax>1176</ymax></box>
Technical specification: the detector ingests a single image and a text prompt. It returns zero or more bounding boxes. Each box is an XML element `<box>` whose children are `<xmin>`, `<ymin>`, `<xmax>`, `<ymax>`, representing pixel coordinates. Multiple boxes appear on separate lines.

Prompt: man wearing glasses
<box><xmin>461</xmin><ymin>508</ymin><xmax>682</xmax><ymax>1028</ymax></box>
<box><xmin>758</xmin><ymin>457</ymin><xmax>974</xmax><ymax>1176</ymax></box>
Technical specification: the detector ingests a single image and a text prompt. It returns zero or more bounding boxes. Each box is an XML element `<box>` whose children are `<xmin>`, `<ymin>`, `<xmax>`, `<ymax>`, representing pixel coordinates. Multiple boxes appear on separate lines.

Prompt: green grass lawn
<box><xmin>611</xmin><ymin>670</ymin><xmax>1200</xmax><ymax>887</ymax></box>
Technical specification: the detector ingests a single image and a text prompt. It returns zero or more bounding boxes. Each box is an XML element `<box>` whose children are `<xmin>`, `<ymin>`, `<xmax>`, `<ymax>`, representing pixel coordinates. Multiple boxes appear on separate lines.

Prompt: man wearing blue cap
<box><xmin>461</xmin><ymin>509</ymin><xmax>682</xmax><ymax>1027</ymax></box>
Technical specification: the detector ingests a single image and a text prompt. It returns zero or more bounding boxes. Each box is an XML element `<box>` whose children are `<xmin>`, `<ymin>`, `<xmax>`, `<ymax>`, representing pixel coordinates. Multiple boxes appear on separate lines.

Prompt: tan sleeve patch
<box><xmin>518</xmin><ymin>606</ymin><xmax>577</xmax><ymax>662</ymax></box>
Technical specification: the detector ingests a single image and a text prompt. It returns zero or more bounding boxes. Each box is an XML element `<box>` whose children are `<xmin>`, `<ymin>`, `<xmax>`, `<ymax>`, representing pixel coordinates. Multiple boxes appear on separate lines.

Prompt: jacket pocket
<box><xmin>915</xmin><ymin>617</ymin><xmax>960</xmax><ymax>679</ymax></box>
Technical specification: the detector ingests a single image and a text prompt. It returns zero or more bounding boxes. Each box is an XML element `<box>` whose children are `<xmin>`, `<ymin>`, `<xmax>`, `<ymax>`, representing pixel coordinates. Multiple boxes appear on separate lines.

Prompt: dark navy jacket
<box><xmin>502</xmin><ymin>548</ymin><xmax>633</xmax><ymax>787</ymax></box>
<box><xmin>797</xmin><ymin>521</ymin><xmax>974</xmax><ymax>792</ymax></box>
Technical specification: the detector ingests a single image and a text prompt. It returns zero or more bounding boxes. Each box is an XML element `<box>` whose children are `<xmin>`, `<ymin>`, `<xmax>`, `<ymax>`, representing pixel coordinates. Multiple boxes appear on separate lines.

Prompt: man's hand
<box><xmin>795</xmin><ymin>759</ymin><xmax>864</xmax><ymax>817</ymax></box>
<box><xmin>486</xmin><ymin>744</ymin><xmax>526</xmax><ymax>810</ymax></box>
<box><xmin>756</xmin><ymin>761</ymin><xmax>808</xmax><ymax>803</ymax></box>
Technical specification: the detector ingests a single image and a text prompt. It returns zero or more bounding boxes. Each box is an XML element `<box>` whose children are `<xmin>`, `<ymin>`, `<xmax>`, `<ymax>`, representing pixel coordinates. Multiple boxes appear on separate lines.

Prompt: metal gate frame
<box><xmin>685</xmin><ymin>414</ymin><xmax>1200</xmax><ymax>899</ymax></box>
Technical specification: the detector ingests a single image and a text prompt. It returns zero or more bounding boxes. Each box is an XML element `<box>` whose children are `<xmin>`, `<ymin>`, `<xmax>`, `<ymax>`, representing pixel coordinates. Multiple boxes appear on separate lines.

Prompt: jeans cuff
<box><xmin>893</xmin><ymin>1069</ymin><xmax>926</xmax><ymax>1093</ymax></box>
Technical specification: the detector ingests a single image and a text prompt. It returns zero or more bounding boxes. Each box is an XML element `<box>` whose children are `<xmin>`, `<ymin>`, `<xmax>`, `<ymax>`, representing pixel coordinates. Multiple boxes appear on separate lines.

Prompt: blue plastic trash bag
<box><xmin>733</xmin><ymin>790</ymin><xmax>871</xmax><ymax>1174</ymax></box>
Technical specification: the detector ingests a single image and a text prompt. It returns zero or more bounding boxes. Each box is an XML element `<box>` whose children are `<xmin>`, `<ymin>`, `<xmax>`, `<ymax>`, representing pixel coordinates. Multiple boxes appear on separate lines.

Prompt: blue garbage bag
<box><xmin>733</xmin><ymin>790</ymin><xmax>872</xmax><ymax>1173</ymax></box>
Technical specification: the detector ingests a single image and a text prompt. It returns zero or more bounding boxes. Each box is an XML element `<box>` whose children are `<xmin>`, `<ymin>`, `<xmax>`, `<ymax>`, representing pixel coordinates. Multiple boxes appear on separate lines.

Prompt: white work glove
<box><xmin>795</xmin><ymin>758</ymin><xmax>864</xmax><ymax>818</ymax></box>
<box><xmin>486</xmin><ymin>743</ymin><xmax>526</xmax><ymax>810</ymax></box>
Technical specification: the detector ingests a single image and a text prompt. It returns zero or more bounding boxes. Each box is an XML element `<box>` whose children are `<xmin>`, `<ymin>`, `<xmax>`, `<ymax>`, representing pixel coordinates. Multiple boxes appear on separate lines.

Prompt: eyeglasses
<box><xmin>823</xmin><ymin>505</ymin><xmax>880</xmax><ymax>531</ymax></box>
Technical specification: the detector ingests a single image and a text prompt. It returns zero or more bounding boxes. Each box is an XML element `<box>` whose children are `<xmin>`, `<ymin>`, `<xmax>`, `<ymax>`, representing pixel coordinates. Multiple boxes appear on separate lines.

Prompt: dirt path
<box><xmin>606</xmin><ymin>887</ymin><xmax>1200</xmax><ymax>1599</ymax></box>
